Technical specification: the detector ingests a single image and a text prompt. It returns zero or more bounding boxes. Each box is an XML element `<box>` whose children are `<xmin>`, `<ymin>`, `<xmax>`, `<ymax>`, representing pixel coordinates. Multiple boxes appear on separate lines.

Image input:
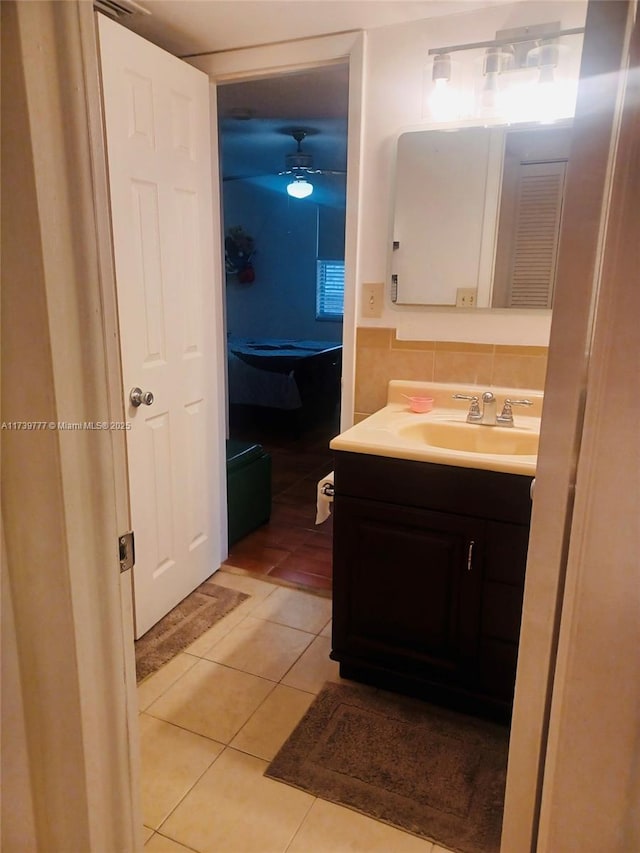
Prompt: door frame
<box><xmin>536</xmin><ymin>8</ymin><xmax>640</xmax><ymax>844</ymax></box>
<box><xmin>188</xmin><ymin>31</ymin><xmax>366</xmax><ymax>432</ymax></box>
<box><xmin>501</xmin><ymin>1</ymin><xmax>635</xmax><ymax>849</ymax></box>
<box><xmin>2</xmin><ymin>2</ymin><xmax>140</xmax><ymax>848</ymax></box>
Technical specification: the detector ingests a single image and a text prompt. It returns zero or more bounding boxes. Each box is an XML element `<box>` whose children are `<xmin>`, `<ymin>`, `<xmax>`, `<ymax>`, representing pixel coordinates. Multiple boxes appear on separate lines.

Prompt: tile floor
<box><xmin>139</xmin><ymin>569</ymin><xmax>455</xmax><ymax>853</ymax></box>
<box><xmin>223</xmin><ymin>412</ymin><xmax>337</xmax><ymax>593</ymax></box>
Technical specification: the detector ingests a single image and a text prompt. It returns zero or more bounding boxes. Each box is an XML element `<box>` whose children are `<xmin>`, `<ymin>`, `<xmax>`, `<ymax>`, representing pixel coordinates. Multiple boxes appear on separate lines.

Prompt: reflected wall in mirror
<box><xmin>391</xmin><ymin>123</ymin><xmax>572</xmax><ymax>308</ymax></box>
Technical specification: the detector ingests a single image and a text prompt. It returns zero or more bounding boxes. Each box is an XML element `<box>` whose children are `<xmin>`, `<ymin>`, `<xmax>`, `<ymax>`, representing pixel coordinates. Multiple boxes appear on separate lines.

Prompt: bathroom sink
<box><xmin>397</xmin><ymin>420</ymin><xmax>539</xmax><ymax>456</ymax></box>
<box><xmin>329</xmin><ymin>381</ymin><xmax>543</xmax><ymax>475</ymax></box>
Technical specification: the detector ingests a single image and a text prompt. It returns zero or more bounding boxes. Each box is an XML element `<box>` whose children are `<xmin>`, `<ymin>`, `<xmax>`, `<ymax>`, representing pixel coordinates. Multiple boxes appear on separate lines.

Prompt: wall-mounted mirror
<box><xmin>390</xmin><ymin>122</ymin><xmax>572</xmax><ymax>308</ymax></box>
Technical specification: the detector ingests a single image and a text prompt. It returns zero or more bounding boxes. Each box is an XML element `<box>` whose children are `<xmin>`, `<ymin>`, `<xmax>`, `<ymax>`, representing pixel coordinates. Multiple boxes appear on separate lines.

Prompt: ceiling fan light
<box><xmin>287</xmin><ymin>178</ymin><xmax>313</xmax><ymax>199</ymax></box>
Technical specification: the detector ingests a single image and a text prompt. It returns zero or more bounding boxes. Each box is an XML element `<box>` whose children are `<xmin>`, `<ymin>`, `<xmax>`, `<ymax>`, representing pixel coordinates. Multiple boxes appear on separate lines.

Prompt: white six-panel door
<box><xmin>98</xmin><ymin>14</ymin><xmax>223</xmax><ymax>638</ymax></box>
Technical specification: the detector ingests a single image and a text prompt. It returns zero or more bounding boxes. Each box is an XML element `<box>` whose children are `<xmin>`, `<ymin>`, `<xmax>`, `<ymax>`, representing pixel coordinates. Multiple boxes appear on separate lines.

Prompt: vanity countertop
<box><xmin>330</xmin><ymin>381</ymin><xmax>543</xmax><ymax>476</ymax></box>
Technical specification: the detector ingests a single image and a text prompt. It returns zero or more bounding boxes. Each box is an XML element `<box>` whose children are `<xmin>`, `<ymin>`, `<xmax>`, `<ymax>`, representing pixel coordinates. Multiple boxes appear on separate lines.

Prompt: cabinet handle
<box><xmin>467</xmin><ymin>540</ymin><xmax>475</xmax><ymax>571</ymax></box>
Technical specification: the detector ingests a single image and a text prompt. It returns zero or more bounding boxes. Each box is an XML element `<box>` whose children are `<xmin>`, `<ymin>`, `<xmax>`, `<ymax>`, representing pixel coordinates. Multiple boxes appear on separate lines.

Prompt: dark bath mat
<box><xmin>265</xmin><ymin>681</ymin><xmax>509</xmax><ymax>853</ymax></box>
<box><xmin>135</xmin><ymin>578</ymin><xmax>248</xmax><ymax>681</ymax></box>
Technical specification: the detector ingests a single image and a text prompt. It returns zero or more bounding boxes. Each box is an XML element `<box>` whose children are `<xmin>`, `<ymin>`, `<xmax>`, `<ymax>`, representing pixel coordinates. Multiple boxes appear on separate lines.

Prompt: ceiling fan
<box><xmin>279</xmin><ymin>128</ymin><xmax>346</xmax><ymax>177</ymax></box>
<box><xmin>221</xmin><ymin>126</ymin><xmax>346</xmax><ymax>198</ymax></box>
<box><xmin>278</xmin><ymin>128</ymin><xmax>346</xmax><ymax>198</ymax></box>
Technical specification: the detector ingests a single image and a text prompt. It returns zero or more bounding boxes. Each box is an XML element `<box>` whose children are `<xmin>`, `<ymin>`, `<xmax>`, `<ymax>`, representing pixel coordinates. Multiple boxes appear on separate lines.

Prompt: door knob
<box><xmin>130</xmin><ymin>387</ymin><xmax>154</xmax><ymax>407</ymax></box>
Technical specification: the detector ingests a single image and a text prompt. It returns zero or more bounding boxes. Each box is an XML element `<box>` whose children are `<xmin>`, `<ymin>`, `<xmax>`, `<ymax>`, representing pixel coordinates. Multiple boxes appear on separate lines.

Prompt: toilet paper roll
<box><xmin>315</xmin><ymin>471</ymin><xmax>334</xmax><ymax>524</ymax></box>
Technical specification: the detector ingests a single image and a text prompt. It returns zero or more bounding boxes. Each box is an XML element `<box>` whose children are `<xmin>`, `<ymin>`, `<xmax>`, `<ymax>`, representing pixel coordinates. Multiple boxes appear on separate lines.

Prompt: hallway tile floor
<box><xmin>140</xmin><ymin>570</ymin><xmax>455</xmax><ymax>853</ymax></box>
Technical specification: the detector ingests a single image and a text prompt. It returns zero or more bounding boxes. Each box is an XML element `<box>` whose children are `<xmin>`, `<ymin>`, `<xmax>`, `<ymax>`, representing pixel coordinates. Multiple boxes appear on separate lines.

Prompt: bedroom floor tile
<box><xmin>276</xmin><ymin>479</ymin><xmax>319</xmax><ymax>505</ymax></box>
<box><xmin>244</xmin><ymin>522</ymin><xmax>311</xmax><ymax>551</ymax></box>
<box><xmin>276</xmin><ymin>544</ymin><xmax>333</xmax><ymax>578</ymax></box>
<box><xmin>226</xmin><ymin>540</ymin><xmax>290</xmax><ymax>569</ymax></box>
<box><xmin>222</xmin><ymin>407</ymin><xmax>336</xmax><ymax>576</ymax></box>
<box><xmin>271</xmin><ymin>501</ymin><xmax>318</xmax><ymax>528</ymax></box>
<box><xmin>307</xmin><ymin>528</ymin><xmax>333</xmax><ymax>549</ymax></box>
<box><xmin>268</xmin><ymin>564</ymin><xmax>332</xmax><ymax>593</ymax></box>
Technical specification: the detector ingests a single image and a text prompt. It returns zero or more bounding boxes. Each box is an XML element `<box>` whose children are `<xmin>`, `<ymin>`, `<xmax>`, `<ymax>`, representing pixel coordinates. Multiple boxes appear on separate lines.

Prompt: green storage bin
<box><xmin>226</xmin><ymin>439</ymin><xmax>272</xmax><ymax>546</ymax></box>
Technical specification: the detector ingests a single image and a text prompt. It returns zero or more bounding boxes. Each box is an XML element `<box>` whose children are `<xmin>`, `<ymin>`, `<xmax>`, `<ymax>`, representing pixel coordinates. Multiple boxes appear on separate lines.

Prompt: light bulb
<box><xmin>427</xmin><ymin>52</ymin><xmax>463</xmax><ymax>122</ymax></box>
<box><xmin>532</xmin><ymin>77</ymin><xmax>578</xmax><ymax>123</ymax></box>
<box><xmin>477</xmin><ymin>47</ymin><xmax>503</xmax><ymax>118</ymax></box>
<box><xmin>479</xmin><ymin>71</ymin><xmax>501</xmax><ymax>116</ymax></box>
<box><xmin>428</xmin><ymin>78</ymin><xmax>463</xmax><ymax>122</ymax></box>
<box><xmin>287</xmin><ymin>178</ymin><xmax>313</xmax><ymax>199</ymax></box>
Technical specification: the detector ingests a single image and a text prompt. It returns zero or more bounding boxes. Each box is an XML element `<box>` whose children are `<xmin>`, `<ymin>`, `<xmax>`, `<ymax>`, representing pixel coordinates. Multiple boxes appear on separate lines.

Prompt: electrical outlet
<box><xmin>456</xmin><ymin>288</ymin><xmax>477</xmax><ymax>308</ymax></box>
<box><xmin>362</xmin><ymin>282</ymin><xmax>384</xmax><ymax>318</ymax></box>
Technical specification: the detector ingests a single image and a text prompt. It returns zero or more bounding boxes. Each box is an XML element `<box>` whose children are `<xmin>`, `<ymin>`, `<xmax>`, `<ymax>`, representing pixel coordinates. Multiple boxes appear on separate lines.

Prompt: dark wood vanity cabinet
<box><xmin>331</xmin><ymin>451</ymin><xmax>532</xmax><ymax>720</ymax></box>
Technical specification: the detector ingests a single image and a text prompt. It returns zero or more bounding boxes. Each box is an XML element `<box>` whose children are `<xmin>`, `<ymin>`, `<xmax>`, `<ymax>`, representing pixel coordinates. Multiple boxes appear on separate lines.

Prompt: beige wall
<box><xmin>354</xmin><ymin>327</ymin><xmax>547</xmax><ymax>419</ymax></box>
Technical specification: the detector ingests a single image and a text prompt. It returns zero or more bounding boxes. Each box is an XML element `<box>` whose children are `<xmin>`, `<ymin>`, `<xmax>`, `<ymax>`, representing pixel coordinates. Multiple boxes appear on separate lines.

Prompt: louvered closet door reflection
<box><xmin>507</xmin><ymin>161</ymin><xmax>567</xmax><ymax>309</ymax></box>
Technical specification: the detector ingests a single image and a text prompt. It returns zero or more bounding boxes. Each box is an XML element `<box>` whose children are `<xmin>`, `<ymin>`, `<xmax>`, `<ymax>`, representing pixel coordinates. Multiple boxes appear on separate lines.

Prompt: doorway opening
<box><xmin>216</xmin><ymin>65</ymin><xmax>349</xmax><ymax>593</ymax></box>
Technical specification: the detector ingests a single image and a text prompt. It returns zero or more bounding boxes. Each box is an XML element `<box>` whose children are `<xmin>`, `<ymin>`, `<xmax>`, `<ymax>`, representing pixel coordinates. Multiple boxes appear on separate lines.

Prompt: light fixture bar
<box><xmin>427</xmin><ymin>26</ymin><xmax>584</xmax><ymax>56</ymax></box>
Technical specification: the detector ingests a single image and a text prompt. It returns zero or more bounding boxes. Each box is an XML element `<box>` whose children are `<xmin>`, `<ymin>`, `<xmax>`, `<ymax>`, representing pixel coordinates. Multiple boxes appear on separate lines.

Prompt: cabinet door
<box><xmin>478</xmin><ymin>520</ymin><xmax>530</xmax><ymax>700</ymax></box>
<box><xmin>332</xmin><ymin>497</ymin><xmax>484</xmax><ymax>685</ymax></box>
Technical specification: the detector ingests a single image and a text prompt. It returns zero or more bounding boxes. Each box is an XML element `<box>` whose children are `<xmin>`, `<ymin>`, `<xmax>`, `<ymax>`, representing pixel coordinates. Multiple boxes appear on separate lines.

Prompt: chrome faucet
<box><xmin>453</xmin><ymin>392</ymin><xmax>533</xmax><ymax>426</ymax></box>
<box><xmin>453</xmin><ymin>391</ymin><xmax>496</xmax><ymax>424</ymax></box>
<box><xmin>480</xmin><ymin>391</ymin><xmax>497</xmax><ymax>424</ymax></box>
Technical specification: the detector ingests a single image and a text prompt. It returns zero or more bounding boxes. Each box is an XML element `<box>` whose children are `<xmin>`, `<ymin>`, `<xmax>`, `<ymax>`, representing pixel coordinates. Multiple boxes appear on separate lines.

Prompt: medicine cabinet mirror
<box><xmin>390</xmin><ymin>122</ymin><xmax>572</xmax><ymax>309</ymax></box>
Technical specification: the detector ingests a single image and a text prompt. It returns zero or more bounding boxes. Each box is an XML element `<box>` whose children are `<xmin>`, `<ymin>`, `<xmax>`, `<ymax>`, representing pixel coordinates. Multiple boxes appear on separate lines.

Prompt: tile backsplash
<box><xmin>354</xmin><ymin>327</ymin><xmax>548</xmax><ymax>420</ymax></box>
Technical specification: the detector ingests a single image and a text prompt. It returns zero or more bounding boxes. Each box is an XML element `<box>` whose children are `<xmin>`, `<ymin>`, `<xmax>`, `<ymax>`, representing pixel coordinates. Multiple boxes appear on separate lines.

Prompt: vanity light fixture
<box><xmin>426</xmin><ymin>23</ymin><xmax>584</xmax><ymax>123</ymax></box>
<box><xmin>427</xmin><ymin>24</ymin><xmax>583</xmax><ymax>63</ymax></box>
<box><xmin>286</xmin><ymin>177</ymin><xmax>314</xmax><ymax>199</ymax></box>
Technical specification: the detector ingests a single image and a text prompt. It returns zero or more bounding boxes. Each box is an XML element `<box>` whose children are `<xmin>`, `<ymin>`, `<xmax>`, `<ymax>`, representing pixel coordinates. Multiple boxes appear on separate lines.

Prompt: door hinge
<box><xmin>119</xmin><ymin>530</ymin><xmax>135</xmax><ymax>573</ymax></box>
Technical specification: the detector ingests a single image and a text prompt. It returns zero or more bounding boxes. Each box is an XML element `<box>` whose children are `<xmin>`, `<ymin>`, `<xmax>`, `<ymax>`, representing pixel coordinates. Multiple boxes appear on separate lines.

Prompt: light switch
<box><xmin>362</xmin><ymin>282</ymin><xmax>384</xmax><ymax>318</ymax></box>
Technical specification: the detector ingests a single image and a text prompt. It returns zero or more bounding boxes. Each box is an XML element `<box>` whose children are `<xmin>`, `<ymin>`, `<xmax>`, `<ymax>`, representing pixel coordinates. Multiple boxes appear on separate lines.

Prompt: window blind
<box><xmin>316</xmin><ymin>260</ymin><xmax>345</xmax><ymax>319</ymax></box>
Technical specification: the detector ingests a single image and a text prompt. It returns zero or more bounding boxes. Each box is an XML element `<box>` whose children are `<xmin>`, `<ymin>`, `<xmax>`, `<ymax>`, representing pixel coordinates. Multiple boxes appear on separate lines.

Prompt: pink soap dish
<box><xmin>404</xmin><ymin>395</ymin><xmax>434</xmax><ymax>413</ymax></box>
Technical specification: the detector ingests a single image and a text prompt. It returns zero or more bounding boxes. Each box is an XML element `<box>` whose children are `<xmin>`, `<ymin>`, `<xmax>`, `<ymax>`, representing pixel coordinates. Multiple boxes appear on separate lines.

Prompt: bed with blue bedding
<box><xmin>227</xmin><ymin>336</ymin><xmax>342</xmax><ymax>425</ymax></box>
